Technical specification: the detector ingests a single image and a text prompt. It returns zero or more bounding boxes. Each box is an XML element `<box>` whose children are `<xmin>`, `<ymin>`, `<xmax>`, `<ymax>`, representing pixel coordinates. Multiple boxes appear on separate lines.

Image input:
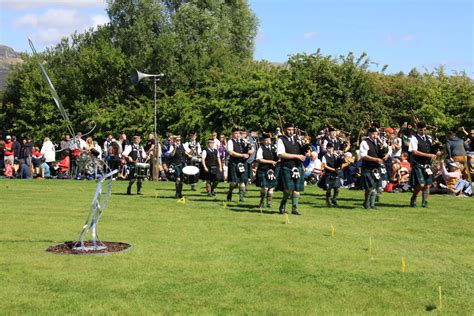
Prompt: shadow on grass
<box><xmin>227</xmin><ymin>206</ymin><xmax>279</xmax><ymax>215</ymax></box>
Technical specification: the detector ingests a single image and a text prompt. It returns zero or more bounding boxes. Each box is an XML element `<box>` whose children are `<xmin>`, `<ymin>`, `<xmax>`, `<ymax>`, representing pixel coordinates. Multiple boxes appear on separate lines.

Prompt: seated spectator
<box><xmin>39</xmin><ymin>158</ymin><xmax>52</xmax><ymax>179</ymax></box>
<box><xmin>304</xmin><ymin>152</ymin><xmax>322</xmax><ymax>184</ymax></box>
<box><xmin>399</xmin><ymin>152</ymin><xmax>411</xmax><ymax>173</ymax></box>
<box><xmin>441</xmin><ymin>161</ymin><xmax>472</xmax><ymax>196</ymax></box>
<box><xmin>3</xmin><ymin>160</ymin><xmax>14</xmax><ymax>178</ymax></box>
<box><xmin>57</xmin><ymin>151</ymin><xmax>70</xmax><ymax>179</ymax></box>
<box><xmin>16</xmin><ymin>159</ymin><xmax>31</xmax><ymax>179</ymax></box>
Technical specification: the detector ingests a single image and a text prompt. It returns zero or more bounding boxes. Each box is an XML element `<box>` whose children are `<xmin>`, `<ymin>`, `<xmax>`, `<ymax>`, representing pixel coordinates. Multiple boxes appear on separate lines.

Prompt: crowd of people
<box><xmin>1</xmin><ymin>122</ymin><xmax>473</xmax><ymax>212</ymax></box>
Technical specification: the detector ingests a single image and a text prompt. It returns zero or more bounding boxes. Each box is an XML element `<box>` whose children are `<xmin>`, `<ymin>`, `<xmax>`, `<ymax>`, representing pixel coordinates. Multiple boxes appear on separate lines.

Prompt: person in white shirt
<box><xmin>304</xmin><ymin>151</ymin><xmax>322</xmax><ymax>182</ymax></box>
<box><xmin>255</xmin><ymin>134</ymin><xmax>278</xmax><ymax>209</ymax></box>
<box><xmin>166</xmin><ymin>135</ymin><xmax>191</xmax><ymax>198</ymax></box>
<box><xmin>122</xmin><ymin>134</ymin><xmax>148</xmax><ymax>195</ymax></box>
<box><xmin>226</xmin><ymin>127</ymin><xmax>249</xmax><ymax>202</ymax></box>
<box><xmin>201</xmin><ymin>138</ymin><xmax>222</xmax><ymax>196</ymax></box>
<box><xmin>40</xmin><ymin>137</ymin><xmax>56</xmax><ymax>164</ymax></box>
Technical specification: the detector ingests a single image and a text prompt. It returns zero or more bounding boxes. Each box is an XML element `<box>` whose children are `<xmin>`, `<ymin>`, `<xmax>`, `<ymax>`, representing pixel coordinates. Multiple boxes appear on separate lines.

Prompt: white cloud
<box><xmin>12</xmin><ymin>9</ymin><xmax>109</xmax><ymax>47</ymax></box>
<box><xmin>384</xmin><ymin>34</ymin><xmax>417</xmax><ymax>45</ymax></box>
<box><xmin>303</xmin><ymin>32</ymin><xmax>318</xmax><ymax>40</ymax></box>
<box><xmin>3</xmin><ymin>0</ymin><xmax>106</xmax><ymax>10</ymax></box>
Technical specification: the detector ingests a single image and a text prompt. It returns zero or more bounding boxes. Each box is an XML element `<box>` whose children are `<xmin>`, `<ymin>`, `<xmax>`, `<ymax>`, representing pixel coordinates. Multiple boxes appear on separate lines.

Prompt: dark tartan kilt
<box><xmin>324</xmin><ymin>172</ymin><xmax>343</xmax><ymax>190</ymax></box>
<box><xmin>228</xmin><ymin>160</ymin><xmax>248</xmax><ymax>183</ymax></box>
<box><xmin>277</xmin><ymin>165</ymin><xmax>305</xmax><ymax>192</ymax></box>
<box><xmin>202</xmin><ymin>165</ymin><xmax>219</xmax><ymax>182</ymax></box>
<box><xmin>410</xmin><ymin>162</ymin><xmax>433</xmax><ymax>187</ymax></box>
<box><xmin>361</xmin><ymin>168</ymin><xmax>382</xmax><ymax>191</ymax></box>
<box><xmin>256</xmin><ymin>169</ymin><xmax>277</xmax><ymax>188</ymax></box>
<box><xmin>167</xmin><ymin>163</ymin><xmax>184</xmax><ymax>182</ymax></box>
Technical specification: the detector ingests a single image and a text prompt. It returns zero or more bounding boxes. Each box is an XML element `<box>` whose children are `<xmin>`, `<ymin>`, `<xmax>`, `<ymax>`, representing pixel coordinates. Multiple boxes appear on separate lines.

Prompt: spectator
<box><xmin>399</xmin><ymin>152</ymin><xmax>411</xmax><ymax>173</ymax></box>
<box><xmin>304</xmin><ymin>151</ymin><xmax>322</xmax><ymax>184</ymax></box>
<box><xmin>4</xmin><ymin>159</ymin><xmax>14</xmax><ymax>178</ymax></box>
<box><xmin>23</xmin><ymin>136</ymin><xmax>34</xmax><ymax>173</ymax></box>
<box><xmin>0</xmin><ymin>140</ymin><xmax>5</xmax><ymax>175</ymax></box>
<box><xmin>4</xmin><ymin>135</ymin><xmax>14</xmax><ymax>164</ymax></box>
<box><xmin>440</xmin><ymin>161</ymin><xmax>472</xmax><ymax>196</ymax></box>
<box><xmin>39</xmin><ymin>158</ymin><xmax>52</xmax><ymax>179</ymax></box>
<box><xmin>57</xmin><ymin>151</ymin><xmax>70</xmax><ymax>179</ymax></box>
<box><xmin>40</xmin><ymin>137</ymin><xmax>56</xmax><ymax>165</ymax></box>
<box><xmin>12</xmin><ymin>136</ymin><xmax>22</xmax><ymax>162</ymax></box>
<box><xmin>16</xmin><ymin>159</ymin><xmax>31</xmax><ymax>179</ymax></box>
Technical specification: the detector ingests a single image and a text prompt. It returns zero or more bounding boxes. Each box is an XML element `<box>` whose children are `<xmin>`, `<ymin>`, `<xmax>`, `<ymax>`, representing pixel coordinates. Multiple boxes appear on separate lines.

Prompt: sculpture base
<box><xmin>46</xmin><ymin>241</ymin><xmax>132</xmax><ymax>255</ymax></box>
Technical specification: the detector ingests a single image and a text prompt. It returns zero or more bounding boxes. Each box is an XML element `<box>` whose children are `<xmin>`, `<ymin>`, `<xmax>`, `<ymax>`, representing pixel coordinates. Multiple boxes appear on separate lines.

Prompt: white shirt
<box><xmin>409</xmin><ymin>134</ymin><xmax>432</xmax><ymax>152</ymax></box>
<box><xmin>185</xmin><ymin>140</ymin><xmax>202</xmax><ymax>155</ymax></box>
<box><xmin>277</xmin><ymin>136</ymin><xmax>295</xmax><ymax>156</ymax></box>
<box><xmin>73</xmin><ymin>138</ymin><xmax>87</xmax><ymax>150</ymax></box>
<box><xmin>122</xmin><ymin>143</ymin><xmax>147</xmax><ymax>159</ymax></box>
<box><xmin>391</xmin><ymin>137</ymin><xmax>402</xmax><ymax>157</ymax></box>
<box><xmin>359</xmin><ymin>139</ymin><xmax>376</xmax><ymax>158</ymax></box>
<box><xmin>201</xmin><ymin>147</ymin><xmax>218</xmax><ymax>160</ymax></box>
<box><xmin>166</xmin><ymin>143</ymin><xmax>191</xmax><ymax>156</ymax></box>
<box><xmin>40</xmin><ymin>140</ymin><xmax>56</xmax><ymax>163</ymax></box>
<box><xmin>212</xmin><ymin>138</ymin><xmax>221</xmax><ymax>150</ymax></box>
<box><xmin>256</xmin><ymin>146</ymin><xmax>273</xmax><ymax>161</ymax></box>
<box><xmin>306</xmin><ymin>158</ymin><xmax>322</xmax><ymax>173</ymax></box>
<box><xmin>227</xmin><ymin>138</ymin><xmax>240</xmax><ymax>153</ymax></box>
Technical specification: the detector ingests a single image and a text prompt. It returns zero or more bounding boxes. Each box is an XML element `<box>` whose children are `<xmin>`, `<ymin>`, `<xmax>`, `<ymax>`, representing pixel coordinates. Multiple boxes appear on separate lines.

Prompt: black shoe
<box><xmin>279</xmin><ymin>205</ymin><xmax>286</xmax><ymax>214</ymax></box>
<box><xmin>211</xmin><ymin>191</ymin><xmax>216</xmax><ymax>196</ymax></box>
<box><xmin>331</xmin><ymin>199</ymin><xmax>338</xmax><ymax>207</ymax></box>
<box><xmin>127</xmin><ymin>187</ymin><xmax>132</xmax><ymax>195</ymax></box>
<box><xmin>422</xmin><ymin>200</ymin><xmax>428</xmax><ymax>208</ymax></box>
<box><xmin>291</xmin><ymin>208</ymin><xmax>301</xmax><ymax>215</ymax></box>
<box><xmin>363</xmin><ymin>201</ymin><xmax>370</xmax><ymax>209</ymax></box>
<box><xmin>410</xmin><ymin>196</ymin><xmax>417</xmax><ymax>207</ymax></box>
<box><xmin>227</xmin><ymin>192</ymin><xmax>232</xmax><ymax>202</ymax></box>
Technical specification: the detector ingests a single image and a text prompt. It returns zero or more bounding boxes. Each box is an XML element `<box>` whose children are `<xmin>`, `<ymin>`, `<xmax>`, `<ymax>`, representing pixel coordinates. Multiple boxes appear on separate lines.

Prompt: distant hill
<box><xmin>0</xmin><ymin>45</ymin><xmax>23</xmax><ymax>91</ymax></box>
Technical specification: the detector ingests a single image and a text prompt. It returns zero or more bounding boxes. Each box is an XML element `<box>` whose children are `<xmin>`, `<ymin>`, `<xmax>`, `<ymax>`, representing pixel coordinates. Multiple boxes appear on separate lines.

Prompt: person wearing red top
<box><xmin>4</xmin><ymin>136</ymin><xmax>14</xmax><ymax>165</ymax></box>
<box><xmin>399</xmin><ymin>152</ymin><xmax>411</xmax><ymax>173</ymax></box>
<box><xmin>57</xmin><ymin>152</ymin><xmax>70</xmax><ymax>178</ymax></box>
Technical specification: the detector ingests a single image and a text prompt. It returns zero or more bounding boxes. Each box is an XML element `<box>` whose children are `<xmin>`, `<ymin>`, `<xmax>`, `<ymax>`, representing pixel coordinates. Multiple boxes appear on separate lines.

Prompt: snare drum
<box><xmin>134</xmin><ymin>162</ymin><xmax>150</xmax><ymax>178</ymax></box>
<box><xmin>182</xmin><ymin>165</ymin><xmax>200</xmax><ymax>185</ymax></box>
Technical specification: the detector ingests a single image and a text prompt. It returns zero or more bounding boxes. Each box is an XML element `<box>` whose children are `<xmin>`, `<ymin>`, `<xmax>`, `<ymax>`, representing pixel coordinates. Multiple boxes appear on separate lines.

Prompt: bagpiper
<box><xmin>201</xmin><ymin>137</ymin><xmax>223</xmax><ymax>196</ymax></box>
<box><xmin>256</xmin><ymin>133</ymin><xmax>278</xmax><ymax>209</ymax></box>
<box><xmin>123</xmin><ymin>134</ymin><xmax>148</xmax><ymax>195</ymax></box>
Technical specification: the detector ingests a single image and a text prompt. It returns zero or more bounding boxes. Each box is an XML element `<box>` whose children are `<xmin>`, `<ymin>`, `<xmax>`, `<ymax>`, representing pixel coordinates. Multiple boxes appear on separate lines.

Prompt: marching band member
<box><xmin>166</xmin><ymin>135</ymin><xmax>191</xmax><ymax>199</ymax></box>
<box><xmin>359</xmin><ymin>127</ymin><xmax>385</xmax><ymax>209</ymax></box>
<box><xmin>408</xmin><ymin>122</ymin><xmax>440</xmax><ymax>207</ymax></box>
<box><xmin>256</xmin><ymin>134</ymin><xmax>278</xmax><ymax>209</ymax></box>
<box><xmin>321</xmin><ymin>142</ymin><xmax>343</xmax><ymax>207</ymax></box>
<box><xmin>201</xmin><ymin>138</ymin><xmax>222</xmax><ymax>196</ymax></box>
<box><xmin>226</xmin><ymin>127</ymin><xmax>249</xmax><ymax>202</ymax></box>
<box><xmin>184</xmin><ymin>131</ymin><xmax>202</xmax><ymax>191</ymax></box>
<box><xmin>277</xmin><ymin>123</ymin><xmax>305</xmax><ymax>215</ymax></box>
<box><xmin>122</xmin><ymin>134</ymin><xmax>148</xmax><ymax>195</ymax></box>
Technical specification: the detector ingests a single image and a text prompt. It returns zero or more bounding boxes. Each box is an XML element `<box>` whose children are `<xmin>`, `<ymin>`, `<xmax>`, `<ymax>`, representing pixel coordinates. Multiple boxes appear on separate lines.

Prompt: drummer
<box><xmin>201</xmin><ymin>137</ymin><xmax>223</xmax><ymax>196</ymax></box>
<box><xmin>122</xmin><ymin>134</ymin><xmax>148</xmax><ymax>195</ymax></box>
<box><xmin>166</xmin><ymin>135</ymin><xmax>191</xmax><ymax>198</ymax></box>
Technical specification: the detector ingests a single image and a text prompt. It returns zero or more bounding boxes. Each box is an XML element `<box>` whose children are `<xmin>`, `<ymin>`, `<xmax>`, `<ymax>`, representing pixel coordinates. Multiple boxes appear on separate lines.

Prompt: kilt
<box><xmin>167</xmin><ymin>163</ymin><xmax>184</xmax><ymax>182</ymax></box>
<box><xmin>324</xmin><ymin>172</ymin><xmax>343</xmax><ymax>190</ymax></box>
<box><xmin>227</xmin><ymin>160</ymin><xmax>248</xmax><ymax>183</ymax></box>
<box><xmin>256</xmin><ymin>169</ymin><xmax>277</xmax><ymax>188</ymax></box>
<box><xmin>409</xmin><ymin>162</ymin><xmax>433</xmax><ymax>187</ymax></box>
<box><xmin>202</xmin><ymin>165</ymin><xmax>219</xmax><ymax>182</ymax></box>
<box><xmin>277</xmin><ymin>165</ymin><xmax>305</xmax><ymax>192</ymax></box>
<box><xmin>361</xmin><ymin>168</ymin><xmax>383</xmax><ymax>191</ymax></box>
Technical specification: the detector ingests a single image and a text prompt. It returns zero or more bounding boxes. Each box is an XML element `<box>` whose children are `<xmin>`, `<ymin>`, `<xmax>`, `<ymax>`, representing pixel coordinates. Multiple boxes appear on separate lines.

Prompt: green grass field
<box><xmin>1</xmin><ymin>179</ymin><xmax>473</xmax><ymax>314</ymax></box>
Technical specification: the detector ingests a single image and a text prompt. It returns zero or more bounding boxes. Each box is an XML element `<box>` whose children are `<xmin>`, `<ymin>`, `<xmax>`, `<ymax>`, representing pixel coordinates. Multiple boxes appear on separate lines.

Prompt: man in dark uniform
<box><xmin>277</xmin><ymin>123</ymin><xmax>305</xmax><ymax>215</ymax></box>
<box><xmin>166</xmin><ymin>135</ymin><xmax>191</xmax><ymax>198</ymax></box>
<box><xmin>321</xmin><ymin>142</ymin><xmax>343</xmax><ymax>207</ymax></box>
<box><xmin>256</xmin><ymin>133</ymin><xmax>278</xmax><ymax>209</ymax></box>
<box><xmin>226</xmin><ymin>127</ymin><xmax>249</xmax><ymax>202</ymax></box>
<box><xmin>408</xmin><ymin>122</ymin><xmax>439</xmax><ymax>207</ymax></box>
<box><xmin>122</xmin><ymin>135</ymin><xmax>148</xmax><ymax>195</ymax></box>
<box><xmin>201</xmin><ymin>138</ymin><xmax>222</xmax><ymax>196</ymax></box>
<box><xmin>184</xmin><ymin>131</ymin><xmax>202</xmax><ymax>191</ymax></box>
<box><xmin>359</xmin><ymin>127</ymin><xmax>385</xmax><ymax>209</ymax></box>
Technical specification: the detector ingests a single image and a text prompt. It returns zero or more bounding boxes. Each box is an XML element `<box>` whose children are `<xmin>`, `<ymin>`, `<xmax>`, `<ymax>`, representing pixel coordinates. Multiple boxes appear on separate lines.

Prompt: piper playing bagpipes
<box><xmin>321</xmin><ymin>142</ymin><xmax>345</xmax><ymax>207</ymax></box>
<box><xmin>256</xmin><ymin>133</ymin><xmax>279</xmax><ymax>209</ymax></box>
<box><xmin>122</xmin><ymin>134</ymin><xmax>148</xmax><ymax>195</ymax></box>
<box><xmin>166</xmin><ymin>135</ymin><xmax>192</xmax><ymax>199</ymax></box>
<box><xmin>408</xmin><ymin>122</ymin><xmax>441</xmax><ymax>207</ymax></box>
<box><xmin>226</xmin><ymin>127</ymin><xmax>249</xmax><ymax>202</ymax></box>
<box><xmin>201</xmin><ymin>137</ymin><xmax>222</xmax><ymax>197</ymax></box>
<box><xmin>184</xmin><ymin>131</ymin><xmax>202</xmax><ymax>191</ymax></box>
<box><xmin>276</xmin><ymin>123</ymin><xmax>306</xmax><ymax>215</ymax></box>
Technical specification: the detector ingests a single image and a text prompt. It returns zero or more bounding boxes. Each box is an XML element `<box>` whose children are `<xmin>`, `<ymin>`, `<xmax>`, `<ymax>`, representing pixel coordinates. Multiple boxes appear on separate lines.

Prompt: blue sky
<box><xmin>1</xmin><ymin>0</ymin><xmax>472</xmax><ymax>75</ymax></box>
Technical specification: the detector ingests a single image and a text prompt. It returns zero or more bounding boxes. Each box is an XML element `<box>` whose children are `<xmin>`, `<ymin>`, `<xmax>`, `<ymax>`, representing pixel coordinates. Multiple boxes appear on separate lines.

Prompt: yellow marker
<box><xmin>222</xmin><ymin>201</ymin><xmax>227</xmax><ymax>209</ymax></box>
<box><xmin>177</xmin><ymin>197</ymin><xmax>186</xmax><ymax>204</ymax></box>
<box><xmin>438</xmin><ymin>286</ymin><xmax>442</xmax><ymax>310</ymax></box>
<box><xmin>285</xmin><ymin>213</ymin><xmax>291</xmax><ymax>224</ymax></box>
<box><xmin>330</xmin><ymin>224</ymin><xmax>336</xmax><ymax>237</ymax></box>
<box><xmin>368</xmin><ymin>237</ymin><xmax>372</xmax><ymax>256</ymax></box>
<box><xmin>401</xmin><ymin>257</ymin><xmax>406</xmax><ymax>273</ymax></box>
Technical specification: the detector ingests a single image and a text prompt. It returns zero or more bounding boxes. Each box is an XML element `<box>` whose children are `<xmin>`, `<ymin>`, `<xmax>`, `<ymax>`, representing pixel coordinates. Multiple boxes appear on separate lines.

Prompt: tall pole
<box><xmin>153</xmin><ymin>76</ymin><xmax>159</xmax><ymax>181</ymax></box>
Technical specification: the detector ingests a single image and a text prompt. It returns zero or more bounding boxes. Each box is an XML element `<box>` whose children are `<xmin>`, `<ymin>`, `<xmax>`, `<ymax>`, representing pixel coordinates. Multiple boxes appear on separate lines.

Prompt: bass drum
<box><xmin>182</xmin><ymin>165</ymin><xmax>200</xmax><ymax>185</ymax></box>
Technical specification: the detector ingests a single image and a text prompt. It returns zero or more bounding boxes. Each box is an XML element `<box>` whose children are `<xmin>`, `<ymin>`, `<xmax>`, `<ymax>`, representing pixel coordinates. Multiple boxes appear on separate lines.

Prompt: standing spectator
<box><xmin>4</xmin><ymin>135</ymin><xmax>14</xmax><ymax>164</ymax></box>
<box><xmin>103</xmin><ymin>134</ymin><xmax>115</xmax><ymax>158</ymax></box>
<box><xmin>0</xmin><ymin>140</ymin><xmax>5</xmax><ymax>175</ymax></box>
<box><xmin>12</xmin><ymin>136</ymin><xmax>21</xmax><ymax>162</ymax></box>
<box><xmin>119</xmin><ymin>133</ymin><xmax>130</xmax><ymax>153</ymax></box>
<box><xmin>40</xmin><ymin>137</ymin><xmax>56</xmax><ymax>165</ymax></box>
<box><xmin>23</xmin><ymin>136</ymin><xmax>34</xmax><ymax>174</ymax></box>
<box><xmin>446</xmin><ymin>130</ymin><xmax>470</xmax><ymax>179</ymax></box>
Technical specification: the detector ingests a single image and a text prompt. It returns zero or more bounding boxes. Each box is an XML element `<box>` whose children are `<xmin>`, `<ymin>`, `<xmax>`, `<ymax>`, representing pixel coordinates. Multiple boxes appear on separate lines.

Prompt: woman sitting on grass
<box><xmin>440</xmin><ymin>161</ymin><xmax>472</xmax><ymax>196</ymax></box>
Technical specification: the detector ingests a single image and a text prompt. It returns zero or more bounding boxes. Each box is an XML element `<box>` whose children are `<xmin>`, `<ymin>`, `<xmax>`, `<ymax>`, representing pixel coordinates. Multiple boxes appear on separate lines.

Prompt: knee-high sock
<box><xmin>228</xmin><ymin>182</ymin><xmax>237</xmax><ymax>194</ymax></box>
<box><xmin>422</xmin><ymin>189</ymin><xmax>429</xmax><ymax>203</ymax></box>
<box><xmin>292</xmin><ymin>191</ymin><xmax>300</xmax><ymax>209</ymax></box>
<box><xmin>211</xmin><ymin>180</ymin><xmax>218</xmax><ymax>191</ymax></box>
<box><xmin>369</xmin><ymin>189</ymin><xmax>377</xmax><ymax>207</ymax></box>
<box><xmin>332</xmin><ymin>188</ymin><xmax>339</xmax><ymax>200</ymax></box>
<box><xmin>239</xmin><ymin>183</ymin><xmax>246</xmax><ymax>200</ymax></box>
<box><xmin>267</xmin><ymin>190</ymin><xmax>273</xmax><ymax>206</ymax></box>
<box><xmin>259</xmin><ymin>189</ymin><xmax>266</xmax><ymax>205</ymax></box>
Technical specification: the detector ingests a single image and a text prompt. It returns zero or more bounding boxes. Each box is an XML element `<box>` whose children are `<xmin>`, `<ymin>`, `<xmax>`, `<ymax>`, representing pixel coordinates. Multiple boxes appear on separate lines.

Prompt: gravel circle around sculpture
<box><xmin>46</xmin><ymin>241</ymin><xmax>132</xmax><ymax>255</ymax></box>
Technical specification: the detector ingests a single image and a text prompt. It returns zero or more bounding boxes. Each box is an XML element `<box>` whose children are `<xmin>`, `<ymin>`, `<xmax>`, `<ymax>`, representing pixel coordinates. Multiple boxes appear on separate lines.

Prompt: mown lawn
<box><xmin>0</xmin><ymin>179</ymin><xmax>473</xmax><ymax>315</ymax></box>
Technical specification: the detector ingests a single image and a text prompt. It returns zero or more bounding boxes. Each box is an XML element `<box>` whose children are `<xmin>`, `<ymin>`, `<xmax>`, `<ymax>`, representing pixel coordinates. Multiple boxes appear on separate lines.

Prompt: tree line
<box><xmin>1</xmin><ymin>0</ymin><xmax>473</xmax><ymax>145</ymax></box>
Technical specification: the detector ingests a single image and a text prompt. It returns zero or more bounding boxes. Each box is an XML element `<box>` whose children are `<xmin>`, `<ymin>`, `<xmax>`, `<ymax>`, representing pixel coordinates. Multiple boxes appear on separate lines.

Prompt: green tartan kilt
<box><xmin>167</xmin><ymin>163</ymin><xmax>184</xmax><ymax>182</ymax></box>
<box><xmin>227</xmin><ymin>160</ymin><xmax>248</xmax><ymax>183</ymax></box>
<box><xmin>277</xmin><ymin>165</ymin><xmax>305</xmax><ymax>192</ymax></box>
<box><xmin>256</xmin><ymin>169</ymin><xmax>277</xmax><ymax>188</ymax></box>
<box><xmin>361</xmin><ymin>168</ymin><xmax>382</xmax><ymax>191</ymax></box>
<box><xmin>324</xmin><ymin>171</ymin><xmax>343</xmax><ymax>190</ymax></box>
<box><xmin>409</xmin><ymin>162</ymin><xmax>433</xmax><ymax>187</ymax></box>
